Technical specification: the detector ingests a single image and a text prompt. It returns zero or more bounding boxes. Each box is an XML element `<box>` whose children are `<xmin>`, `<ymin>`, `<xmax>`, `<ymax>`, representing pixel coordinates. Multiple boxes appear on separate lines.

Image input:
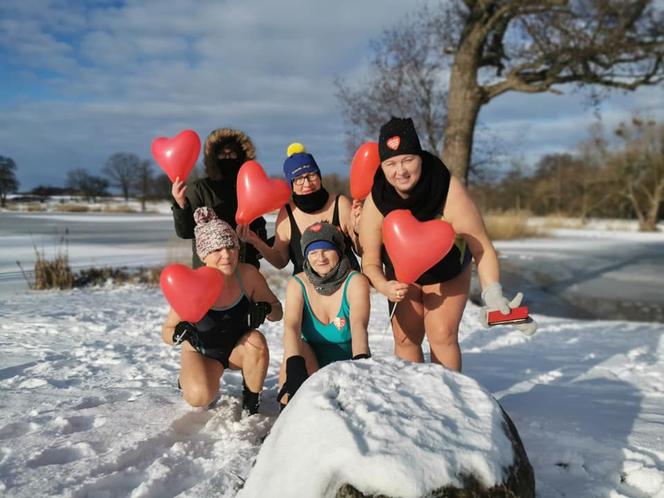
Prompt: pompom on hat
<box><xmin>194</xmin><ymin>207</ymin><xmax>239</xmax><ymax>260</ymax></box>
<box><xmin>283</xmin><ymin>143</ymin><xmax>321</xmax><ymax>184</ymax></box>
<box><xmin>378</xmin><ymin>117</ymin><xmax>423</xmax><ymax>162</ymax></box>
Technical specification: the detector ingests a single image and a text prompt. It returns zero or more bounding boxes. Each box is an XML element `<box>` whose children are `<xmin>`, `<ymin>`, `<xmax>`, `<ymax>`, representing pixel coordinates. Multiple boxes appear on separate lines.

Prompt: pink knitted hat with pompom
<box><xmin>194</xmin><ymin>207</ymin><xmax>239</xmax><ymax>260</ymax></box>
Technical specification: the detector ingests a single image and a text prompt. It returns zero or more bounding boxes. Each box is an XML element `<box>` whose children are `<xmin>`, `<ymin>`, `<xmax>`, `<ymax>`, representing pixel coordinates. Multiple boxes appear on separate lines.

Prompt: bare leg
<box><xmin>179</xmin><ymin>346</ymin><xmax>224</xmax><ymax>407</ymax></box>
<box><xmin>391</xmin><ymin>285</ymin><xmax>425</xmax><ymax>362</ymax></box>
<box><xmin>228</xmin><ymin>329</ymin><xmax>269</xmax><ymax>393</ymax></box>
<box><xmin>422</xmin><ymin>265</ymin><xmax>471</xmax><ymax>372</ymax></box>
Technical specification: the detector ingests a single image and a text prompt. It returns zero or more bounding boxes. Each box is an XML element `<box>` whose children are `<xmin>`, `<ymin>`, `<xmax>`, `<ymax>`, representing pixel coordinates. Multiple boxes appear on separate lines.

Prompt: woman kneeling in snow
<box><xmin>277</xmin><ymin>222</ymin><xmax>370</xmax><ymax>408</ymax></box>
<box><xmin>162</xmin><ymin>207</ymin><xmax>282</xmax><ymax>414</ymax></box>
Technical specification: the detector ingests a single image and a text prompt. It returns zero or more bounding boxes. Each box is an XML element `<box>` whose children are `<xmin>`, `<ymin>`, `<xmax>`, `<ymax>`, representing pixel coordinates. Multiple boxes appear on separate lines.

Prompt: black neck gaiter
<box><xmin>216</xmin><ymin>158</ymin><xmax>243</xmax><ymax>185</ymax></box>
<box><xmin>292</xmin><ymin>187</ymin><xmax>330</xmax><ymax>214</ymax></box>
<box><xmin>371</xmin><ymin>151</ymin><xmax>450</xmax><ymax>221</ymax></box>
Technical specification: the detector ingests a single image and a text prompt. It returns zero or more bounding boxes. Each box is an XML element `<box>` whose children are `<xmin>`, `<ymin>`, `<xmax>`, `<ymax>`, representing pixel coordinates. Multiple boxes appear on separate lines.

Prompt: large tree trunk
<box><xmin>442</xmin><ymin>25</ymin><xmax>484</xmax><ymax>184</ymax></box>
<box><xmin>642</xmin><ymin>180</ymin><xmax>664</xmax><ymax>231</ymax></box>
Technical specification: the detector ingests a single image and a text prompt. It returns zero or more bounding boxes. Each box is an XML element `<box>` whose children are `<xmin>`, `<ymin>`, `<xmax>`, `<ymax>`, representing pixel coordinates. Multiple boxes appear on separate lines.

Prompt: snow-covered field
<box><xmin>1</xmin><ymin>279</ymin><xmax>663</xmax><ymax>497</ymax></box>
<box><xmin>1</xmin><ymin>210</ymin><xmax>663</xmax><ymax>497</ymax></box>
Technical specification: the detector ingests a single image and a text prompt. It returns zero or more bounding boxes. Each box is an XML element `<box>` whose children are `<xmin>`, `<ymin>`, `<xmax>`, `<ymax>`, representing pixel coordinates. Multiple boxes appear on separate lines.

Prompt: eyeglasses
<box><xmin>293</xmin><ymin>173</ymin><xmax>320</xmax><ymax>186</ymax></box>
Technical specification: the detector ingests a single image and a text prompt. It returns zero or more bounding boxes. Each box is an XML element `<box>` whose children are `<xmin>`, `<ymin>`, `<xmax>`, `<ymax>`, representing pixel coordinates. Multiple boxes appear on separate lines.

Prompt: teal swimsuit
<box><xmin>293</xmin><ymin>271</ymin><xmax>358</xmax><ymax>367</ymax></box>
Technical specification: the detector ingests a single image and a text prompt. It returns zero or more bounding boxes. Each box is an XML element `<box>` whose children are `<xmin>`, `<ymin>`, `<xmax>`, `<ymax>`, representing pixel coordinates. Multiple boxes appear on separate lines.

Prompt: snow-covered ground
<box><xmin>1</xmin><ymin>278</ymin><xmax>663</xmax><ymax>497</ymax></box>
<box><xmin>1</xmin><ymin>211</ymin><xmax>663</xmax><ymax>496</ymax></box>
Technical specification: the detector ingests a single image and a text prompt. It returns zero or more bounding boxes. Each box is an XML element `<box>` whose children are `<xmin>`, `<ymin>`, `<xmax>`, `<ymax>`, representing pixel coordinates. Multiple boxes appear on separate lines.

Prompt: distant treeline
<box><xmin>12</xmin><ymin>118</ymin><xmax>662</xmax><ymax>230</ymax></box>
<box><xmin>470</xmin><ymin>117</ymin><xmax>663</xmax><ymax>231</ymax></box>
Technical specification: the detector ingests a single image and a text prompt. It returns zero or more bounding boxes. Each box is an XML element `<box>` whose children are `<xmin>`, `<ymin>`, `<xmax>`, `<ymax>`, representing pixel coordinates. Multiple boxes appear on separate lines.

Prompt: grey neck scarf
<box><xmin>303</xmin><ymin>256</ymin><xmax>352</xmax><ymax>296</ymax></box>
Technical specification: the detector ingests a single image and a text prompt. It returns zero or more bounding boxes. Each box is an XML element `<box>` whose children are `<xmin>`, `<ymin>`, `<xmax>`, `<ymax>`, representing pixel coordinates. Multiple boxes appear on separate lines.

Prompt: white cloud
<box><xmin>0</xmin><ymin>0</ymin><xmax>661</xmax><ymax>190</ymax></box>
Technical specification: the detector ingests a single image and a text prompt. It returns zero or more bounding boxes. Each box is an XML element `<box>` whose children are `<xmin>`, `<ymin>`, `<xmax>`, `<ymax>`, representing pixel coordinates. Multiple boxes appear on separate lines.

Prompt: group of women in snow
<box><xmin>161</xmin><ymin>117</ymin><xmax>537</xmax><ymax>414</ymax></box>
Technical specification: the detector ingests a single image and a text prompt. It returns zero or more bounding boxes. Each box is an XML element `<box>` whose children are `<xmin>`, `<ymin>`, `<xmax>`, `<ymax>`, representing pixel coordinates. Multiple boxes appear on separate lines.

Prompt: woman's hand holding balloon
<box><xmin>171</xmin><ymin>177</ymin><xmax>187</xmax><ymax>209</ymax></box>
<box><xmin>382</xmin><ymin>280</ymin><xmax>409</xmax><ymax>302</ymax></box>
<box><xmin>236</xmin><ymin>224</ymin><xmax>261</xmax><ymax>246</ymax></box>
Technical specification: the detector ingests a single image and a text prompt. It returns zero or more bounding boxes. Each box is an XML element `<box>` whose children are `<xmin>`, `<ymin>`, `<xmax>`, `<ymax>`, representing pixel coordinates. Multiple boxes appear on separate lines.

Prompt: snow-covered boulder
<box><xmin>239</xmin><ymin>358</ymin><xmax>534</xmax><ymax>498</ymax></box>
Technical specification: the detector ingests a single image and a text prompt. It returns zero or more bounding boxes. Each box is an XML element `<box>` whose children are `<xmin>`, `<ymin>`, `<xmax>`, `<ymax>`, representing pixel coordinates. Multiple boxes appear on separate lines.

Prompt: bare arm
<box><xmin>347</xmin><ymin>273</ymin><xmax>370</xmax><ymax>357</ymax></box>
<box><xmin>237</xmin><ymin>207</ymin><xmax>290</xmax><ymax>269</ymax></box>
<box><xmin>283</xmin><ymin>277</ymin><xmax>305</xmax><ymax>359</ymax></box>
<box><xmin>445</xmin><ymin>176</ymin><xmax>500</xmax><ymax>288</ymax></box>
<box><xmin>349</xmin><ymin>199</ymin><xmax>364</xmax><ymax>256</ymax></box>
<box><xmin>241</xmin><ymin>264</ymin><xmax>283</xmax><ymax>321</ymax></box>
<box><xmin>358</xmin><ymin>194</ymin><xmax>409</xmax><ymax>300</ymax></box>
<box><xmin>161</xmin><ymin>307</ymin><xmax>182</xmax><ymax>345</ymax></box>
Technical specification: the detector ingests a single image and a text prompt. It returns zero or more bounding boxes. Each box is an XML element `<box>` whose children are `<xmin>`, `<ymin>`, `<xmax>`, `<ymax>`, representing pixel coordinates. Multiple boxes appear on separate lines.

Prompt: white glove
<box><xmin>481</xmin><ymin>283</ymin><xmax>537</xmax><ymax>336</ymax></box>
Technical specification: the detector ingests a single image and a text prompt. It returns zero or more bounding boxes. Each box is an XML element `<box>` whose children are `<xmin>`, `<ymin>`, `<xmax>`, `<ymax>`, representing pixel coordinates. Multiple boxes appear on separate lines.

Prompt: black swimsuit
<box><xmin>285</xmin><ymin>195</ymin><xmax>360</xmax><ymax>274</ymax></box>
<box><xmin>191</xmin><ymin>272</ymin><xmax>251</xmax><ymax>368</ymax></box>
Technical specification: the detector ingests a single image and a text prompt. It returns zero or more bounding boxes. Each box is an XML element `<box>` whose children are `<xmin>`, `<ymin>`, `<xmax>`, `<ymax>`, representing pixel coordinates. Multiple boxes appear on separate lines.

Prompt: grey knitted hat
<box><xmin>300</xmin><ymin>222</ymin><xmax>346</xmax><ymax>258</ymax></box>
<box><xmin>194</xmin><ymin>207</ymin><xmax>239</xmax><ymax>260</ymax></box>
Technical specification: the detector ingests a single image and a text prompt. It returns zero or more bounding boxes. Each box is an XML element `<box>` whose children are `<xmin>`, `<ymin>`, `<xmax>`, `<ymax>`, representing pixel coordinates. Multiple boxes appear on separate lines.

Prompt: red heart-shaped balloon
<box><xmin>151</xmin><ymin>129</ymin><xmax>201</xmax><ymax>182</ymax></box>
<box><xmin>382</xmin><ymin>209</ymin><xmax>456</xmax><ymax>284</ymax></box>
<box><xmin>236</xmin><ymin>160</ymin><xmax>291</xmax><ymax>225</ymax></box>
<box><xmin>160</xmin><ymin>264</ymin><xmax>223</xmax><ymax>322</ymax></box>
<box><xmin>350</xmin><ymin>142</ymin><xmax>380</xmax><ymax>200</ymax></box>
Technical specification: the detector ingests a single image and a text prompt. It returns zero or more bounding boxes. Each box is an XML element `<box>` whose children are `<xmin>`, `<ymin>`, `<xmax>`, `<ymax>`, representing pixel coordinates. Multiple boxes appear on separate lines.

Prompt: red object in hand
<box><xmin>350</xmin><ymin>142</ymin><xmax>380</xmax><ymax>200</ymax></box>
<box><xmin>160</xmin><ymin>264</ymin><xmax>223</xmax><ymax>322</ymax></box>
<box><xmin>487</xmin><ymin>306</ymin><xmax>530</xmax><ymax>325</ymax></box>
<box><xmin>382</xmin><ymin>209</ymin><xmax>456</xmax><ymax>284</ymax></box>
<box><xmin>235</xmin><ymin>160</ymin><xmax>291</xmax><ymax>225</ymax></box>
<box><xmin>151</xmin><ymin>129</ymin><xmax>201</xmax><ymax>182</ymax></box>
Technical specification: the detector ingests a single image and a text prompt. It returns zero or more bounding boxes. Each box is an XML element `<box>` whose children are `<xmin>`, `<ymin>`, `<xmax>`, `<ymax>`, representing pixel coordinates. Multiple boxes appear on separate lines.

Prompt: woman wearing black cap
<box><xmin>359</xmin><ymin>117</ymin><xmax>537</xmax><ymax>372</ymax></box>
<box><xmin>171</xmin><ymin>128</ymin><xmax>269</xmax><ymax>269</ymax></box>
<box><xmin>236</xmin><ymin>143</ymin><xmax>360</xmax><ymax>275</ymax></box>
<box><xmin>276</xmin><ymin>221</ymin><xmax>370</xmax><ymax>408</ymax></box>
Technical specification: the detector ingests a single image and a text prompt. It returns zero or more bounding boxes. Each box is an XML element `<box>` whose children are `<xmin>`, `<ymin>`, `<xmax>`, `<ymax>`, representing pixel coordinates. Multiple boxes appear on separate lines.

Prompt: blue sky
<box><xmin>1</xmin><ymin>0</ymin><xmax>662</xmax><ymax>190</ymax></box>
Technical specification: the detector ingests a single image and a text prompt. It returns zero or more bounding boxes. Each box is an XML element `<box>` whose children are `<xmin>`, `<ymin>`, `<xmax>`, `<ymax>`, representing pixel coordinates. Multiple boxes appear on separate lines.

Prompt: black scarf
<box><xmin>292</xmin><ymin>187</ymin><xmax>330</xmax><ymax>214</ymax></box>
<box><xmin>371</xmin><ymin>151</ymin><xmax>450</xmax><ymax>221</ymax></box>
<box><xmin>303</xmin><ymin>255</ymin><xmax>352</xmax><ymax>296</ymax></box>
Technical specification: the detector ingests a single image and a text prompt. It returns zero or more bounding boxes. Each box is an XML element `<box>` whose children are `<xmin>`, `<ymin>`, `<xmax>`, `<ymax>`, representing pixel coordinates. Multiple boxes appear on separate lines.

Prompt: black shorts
<box><xmin>190</xmin><ymin>328</ymin><xmax>249</xmax><ymax>369</ymax></box>
<box><xmin>386</xmin><ymin>246</ymin><xmax>473</xmax><ymax>314</ymax></box>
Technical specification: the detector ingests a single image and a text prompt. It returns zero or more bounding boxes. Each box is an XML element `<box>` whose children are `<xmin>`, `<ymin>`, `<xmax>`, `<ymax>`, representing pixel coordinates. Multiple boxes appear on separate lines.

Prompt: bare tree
<box><xmin>0</xmin><ymin>155</ymin><xmax>19</xmax><ymax>207</ymax></box>
<box><xmin>575</xmin><ymin>124</ymin><xmax>616</xmax><ymax>222</ymax></box>
<box><xmin>609</xmin><ymin>117</ymin><xmax>663</xmax><ymax>231</ymax></box>
<box><xmin>135</xmin><ymin>159</ymin><xmax>153</xmax><ymax>212</ymax></box>
<box><xmin>338</xmin><ymin>1</ymin><xmax>663</xmax><ymax>183</ymax></box>
<box><xmin>336</xmin><ymin>5</ymin><xmax>450</xmax><ymax>157</ymax></box>
<box><xmin>67</xmin><ymin>168</ymin><xmax>109</xmax><ymax>202</ymax></box>
<box><xmin>103</xmin><ymin>153</ymin><xmax>140</xmax><ymax>201</ymax></box>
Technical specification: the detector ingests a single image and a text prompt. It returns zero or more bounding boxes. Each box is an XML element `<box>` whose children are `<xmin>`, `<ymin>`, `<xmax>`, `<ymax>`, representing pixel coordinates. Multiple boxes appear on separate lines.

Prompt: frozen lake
<box><xmin>1</xmin><ymin>211</ymin><xmax>663</xmax><ymax>322</ymax></box>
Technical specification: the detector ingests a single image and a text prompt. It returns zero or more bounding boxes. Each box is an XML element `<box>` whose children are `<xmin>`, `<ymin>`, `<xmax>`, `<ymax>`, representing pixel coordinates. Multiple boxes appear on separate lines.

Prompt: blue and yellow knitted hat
<box><xmin>283</xmin><ymin>143</ymin><xmax>320</xmax><ymax>184</ymax></box>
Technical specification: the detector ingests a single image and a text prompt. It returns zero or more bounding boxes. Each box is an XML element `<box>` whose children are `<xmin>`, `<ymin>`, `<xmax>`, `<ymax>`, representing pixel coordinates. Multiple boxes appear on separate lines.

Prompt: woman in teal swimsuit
<box><xmin>277</xmin><ymin>222</ymin><xmax>370</xmax><ymax>408</ymax></box>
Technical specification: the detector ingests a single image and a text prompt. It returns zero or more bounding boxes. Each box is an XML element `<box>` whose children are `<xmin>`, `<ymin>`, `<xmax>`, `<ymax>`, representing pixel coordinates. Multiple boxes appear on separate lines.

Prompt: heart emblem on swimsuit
<box><xmin>160</xmin><ymin>264</ymin><xmax>224</xmax><ymax>322</ymax></box>
<box><xmin>382</xmin><ymin>209</ymin><xmax>456</xmax><ymax>284</ymax></box>
<box><xmin>151</xmin><ymin>129</ymin><xmax>201</xmax><ymax>182</ymax></box>
<box><xmin>236</xmin><ymin>160</ymin><xmax>291</xmax><ymax>225</ymax></box>
<box><xmin>386</xmin><ymin>136</ymin><xmax>400</xmax><ymax>150</ymax></box>
<box><xmin>333</xmin><ymin>317</ymin><xmax>346</xmax><ymax>330</ymax></box>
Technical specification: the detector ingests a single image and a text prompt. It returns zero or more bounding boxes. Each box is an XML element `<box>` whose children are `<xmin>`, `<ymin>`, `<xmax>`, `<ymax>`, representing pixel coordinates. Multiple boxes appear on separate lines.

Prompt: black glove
<box><xmin>173</xmin><ymin>321</ymin><xmax>197</xmax><ymax>346</ymax></box>
<box><xmin>277</xmin><ymin>355</ymin><xmax>309</xmax><ymax>408</ymax></box>
<box><xmin>352</xmin><ymin>353</ymin><xmax>371</xmax><ymax>360</ymax></box>
<box><xmin>247</xmin><ymin>301</ymin><xmax>272</xmax><ymax>329</ymax></box>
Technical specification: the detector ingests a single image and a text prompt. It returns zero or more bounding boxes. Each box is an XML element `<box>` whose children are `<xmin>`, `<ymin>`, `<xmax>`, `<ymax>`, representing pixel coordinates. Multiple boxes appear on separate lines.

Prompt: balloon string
<box><xmin>384</xmin><ymin>301</ymin><xmax>398</xmax><ymax>335</ymax></box>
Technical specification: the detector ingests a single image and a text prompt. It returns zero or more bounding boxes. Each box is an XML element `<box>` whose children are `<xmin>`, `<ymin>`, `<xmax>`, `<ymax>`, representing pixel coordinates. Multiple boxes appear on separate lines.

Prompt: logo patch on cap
<box><xmin>386</xmin><ymin>136</ymin><xmax>400</xmax><ymax>150</ymax></box>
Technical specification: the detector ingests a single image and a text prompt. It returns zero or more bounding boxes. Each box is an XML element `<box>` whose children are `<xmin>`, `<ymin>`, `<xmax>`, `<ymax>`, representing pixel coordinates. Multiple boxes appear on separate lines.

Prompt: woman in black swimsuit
<box><xmin>237</xmin><ymin>143</ymin><xmax>360</xmax><ymax>274</ymax></box>
<box><xmin>360</xmin><ymin>117</ymin><xmax>536</xmax><ymax>372</ymax></box>
<box><xmin>162</xmin><ymin>208</ymin><xmax>282</xmax><ymax>414</ymax></box>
